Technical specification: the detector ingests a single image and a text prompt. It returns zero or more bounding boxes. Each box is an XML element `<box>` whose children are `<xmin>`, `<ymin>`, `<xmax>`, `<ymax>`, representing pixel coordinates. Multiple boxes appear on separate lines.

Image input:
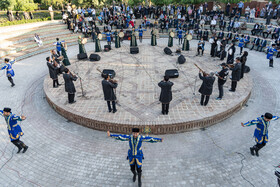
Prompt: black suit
<box><xmin>158</xmin><ymin>80</ymin><xmax>174</xmax><ymax>114</ymax></box>
<box><xmin>102</xmin><ymin>79</ymin><xmax>118</xmax><ymax>112</ymax></box>
<box><xmin>198</xmin><ymin>73</ymin><xmax>215</xmax><ymax>106</ymax></box>
<box><xmin>230</xmin><ymin>63</ymin><xmax>241</xmax><ymax>91</ymax></box>
<box><xmin>63</xmin><ymin>73</ymin><xmax>78</xmax><ymax>103</ymax></box>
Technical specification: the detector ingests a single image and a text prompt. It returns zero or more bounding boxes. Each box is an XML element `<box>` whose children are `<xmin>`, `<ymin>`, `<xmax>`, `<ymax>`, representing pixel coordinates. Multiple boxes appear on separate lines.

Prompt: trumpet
<box><xmin>96</xmin><ymin>68</ymin><xmax>117</xmax><ymax>83</ymax></box>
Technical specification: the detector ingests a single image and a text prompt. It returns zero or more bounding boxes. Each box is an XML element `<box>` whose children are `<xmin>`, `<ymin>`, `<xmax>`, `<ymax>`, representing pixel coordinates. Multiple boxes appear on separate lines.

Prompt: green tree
<box><xmin>0</xmin><ymin>0</ymin><xmax>16</xmax><ymax>10</ymax></box>
<box><xmin>14</xmin><ymin>0</ymin><xmax>38</xmax><ymax>11</ymax></box>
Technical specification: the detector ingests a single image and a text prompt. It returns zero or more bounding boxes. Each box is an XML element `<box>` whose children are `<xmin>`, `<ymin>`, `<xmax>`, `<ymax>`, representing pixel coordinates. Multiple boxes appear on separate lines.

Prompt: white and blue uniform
<box><xmin>1</xmin><ymin>60</ymin><xmax>15</xmax><ymax>77</ymax></box>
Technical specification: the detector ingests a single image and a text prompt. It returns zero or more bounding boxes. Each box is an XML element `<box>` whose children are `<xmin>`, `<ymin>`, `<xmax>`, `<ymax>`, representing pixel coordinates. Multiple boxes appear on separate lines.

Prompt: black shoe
<box><xmin>17</xmin><ymin>147</ymin><xmax>22</xmax><ymax>154</ymax></box>
<box><xmin>22</xmin><ymin>146</ymin><xmax>28</xmax><ymax>153</ymax></box>
<box><xmin>113</xmin><ymin>110</ymin><xmax>117</xmax><ymax>113</ymax></box>
<box><xmin>109</xmin><ymin>110</ymin><xmax>112</xmax><ymax>113</ymax></box>
<box><xmin>229</xmin><ymin>89</ymin><xmax>235</xmax><ymax>92</ymax></box>
<box><xmin>161</xmin><ymin>111</ymin><xmax>165</xmax><ymax>115</ymax></box>
<box><xmin>133</xmin><ymin>173</ymin><xmax>137</xmax><ymax>182</ymax></box>
<box><xmin>11</xmin><ymin>84</ymin><xmax>15</xmax><ymax>87</ymax></box>
<box><xmin>255</xmin><ymin>149</ymin><xmax>259</xmax><ymax>157</ymax></box>
<box><xmin>250</xmin><ymin>147</ymin><xmax>255</xmax><ymax>156</ymax></box>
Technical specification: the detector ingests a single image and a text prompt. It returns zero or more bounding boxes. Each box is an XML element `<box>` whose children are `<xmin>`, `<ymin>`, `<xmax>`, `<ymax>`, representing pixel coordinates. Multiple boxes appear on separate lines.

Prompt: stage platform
<box><xmin>44</xmin><ymin>39</ymin><xmax>252</xmax><ymax>134</ymax></box>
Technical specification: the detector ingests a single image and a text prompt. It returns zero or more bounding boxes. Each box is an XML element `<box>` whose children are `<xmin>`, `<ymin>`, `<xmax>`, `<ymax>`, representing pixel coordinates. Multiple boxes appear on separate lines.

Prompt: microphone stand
<box><xmin>74</xmin><ymin>72</ymin><xmax>87</xmax><ymax>98</ymax></box>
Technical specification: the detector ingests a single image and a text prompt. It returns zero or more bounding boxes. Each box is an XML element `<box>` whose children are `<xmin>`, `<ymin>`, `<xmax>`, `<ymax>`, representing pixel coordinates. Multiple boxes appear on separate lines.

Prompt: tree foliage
<box><xmin>0</xmin><ymin>0</ymin><xmax>37</xmax><ymax>11</ymax></box>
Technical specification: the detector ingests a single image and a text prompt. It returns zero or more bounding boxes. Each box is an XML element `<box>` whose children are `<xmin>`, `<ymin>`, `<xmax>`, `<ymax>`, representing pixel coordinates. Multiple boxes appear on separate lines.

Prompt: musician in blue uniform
<box><xmin>54</xmin><ymin>38</ymin><xmax>62</xmax><ymax>56</ymax></box>
<box><xmin>1</xmin><ymin>58</ymin><xmax>16</xmax><ymax>87</ymax></box>
<box><xmin>0</xmin><ymin>108</ymin><xmax>28</xmax><ymax>153</ymax></box>
<box><xmin>136</xmin><ymin>25</ymin><xmax>146</xmax><ymax>43</ymax></box>
<box><xmin>267</xmin><ymin>44</ymin><xmax>279</xmax><ymax>67</ymax></box>
<box><xmin>236</xmin><ymin>35</ymin><xmax>248</xmax><ymax>55</ymax></box>
<box><xmin>102</xmin><ymin>31</ymin><xmax>113</xmax><ymax>46</ymax></box>
<box><xmin>176</xmin><ymin>27</ymin><xmax>184</xmax><ymax>45</ymax></box>
<box><xmin>242</xmin><ymin>113</ymin><xmax>279</xmax><ymax>156</ymax></box>
<box><xmin>107</xmin><ymin>128</ymin><xmax>163</xmax><ymax>187</ymax></box>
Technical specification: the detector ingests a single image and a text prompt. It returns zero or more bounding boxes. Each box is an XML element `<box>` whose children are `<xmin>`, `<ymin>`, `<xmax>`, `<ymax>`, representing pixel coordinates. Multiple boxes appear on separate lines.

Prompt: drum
<box><xmin>64</xmin><ymin>43</ymin><xmax>68</xmax><ymax>51</ymax></box>
<box><xmin>229</xmin><ymin>48</ymin><xmax>233</xmax><ymax>55</ymax></box>
<box><xmin>154</xmin><ymin>29</ymin><xmax>159</xmax><ymax>35</ymax></box>
<box><xmin>209</xmin><ymin>38</ymin><xmax>214</xmax><ymax>44</ymax></box>
<box><xmin>119</xmin><ymin>32</ymin><xmax>124</xmax><ymax>38</ymax></box>
<box><xmin>82</xmin><ymin>38</ymin><xmax>87</xmax><ymax>44</ymax></box>
<box><xmin>134</xmin><ymin>31</ymin><xmax>139</xmax><ymax>37</ymax></box>
<box><xmin>170</xmin><ymin>32</ymin><xmax>175</xmax><ymax>37</ymax></box>
<box><xmin>187</xmin><ymin>34</ymin><xmax>192</xmax><ymax>41</ymax></box>
<box><xmin>97</xmin><ymin>34</ymin><xmax>103</xmax><ymax>40</ymax></box>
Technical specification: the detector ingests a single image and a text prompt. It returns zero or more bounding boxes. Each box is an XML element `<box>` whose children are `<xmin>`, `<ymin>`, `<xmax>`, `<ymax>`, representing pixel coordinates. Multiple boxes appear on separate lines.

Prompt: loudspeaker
<box><xmin>102</xmin><ymin>69</ymin><xmax>116</xmax><ymax>79</ymax></box>
<box><xmin>77</xmin><ymin>53</ymin><xmax>88</xmax><ymax>60</ymax></box>
<box><xmin>104</xmin><ymin>45</ymin><xmax>111</xmax><ymax>50</ymax></box>
<box><xmin>244</xmin><ymin>65</ymin><xmax>250</xmax><ymax>73</ymax></box>
<box><xmin>165</xmin><ymin>69</ymin><xmax>179</xmax><ymax>78</ymax></box>
<box><xmin>130</xmin><ymin>47</ymin><xmax>139</xmax><ymax>54</ymax></box>
<box><xmin>89</xmin><ymin>54</ymin><xmax>101</xmax><ymax>61</ymax></box>
<box><xmin>164</xmin><ymin>47</ymin><xmax>172</xmax><ymax>55</ymax></box>
<box><xmin>177</xmin><ymin>55</ymin><xmax>186</xmax><ymax>64</ymax></box>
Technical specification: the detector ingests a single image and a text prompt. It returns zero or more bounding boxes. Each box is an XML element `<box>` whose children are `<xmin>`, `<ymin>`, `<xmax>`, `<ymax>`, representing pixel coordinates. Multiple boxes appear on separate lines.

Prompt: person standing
<box><xmin>137</xmin><ymin>25</ymin><xmax>146</xmax><ymax>43</ymax></box>
<box><xmin>63</xmin><ymin>68</ymin><xmax>78</xmax><ymax>104</ymax></box>
<box><xmin>95</xmin><ymin>32</ymin><xmax>101</xmax><ymax>52</ymax></box>
<box><xmin>236</xmin><ymin>35</ymin><xmax>247</xmax><ymax>55</ymax></box>
<box><xmin>78</xmin><ymin>36</ymin><xmax>86</xmax><ymax>54</ymax></box>
<box><xmin>168</xmin><ymin>30</ymin><xmax>174</xmax><ymax>47</ymax></box>
<box><xmin>158</xmin><ymin>76</ymin><xmax>173</xmax><ymax>115</ymax></box>
<box><xmin>0</xmin><ymin>108</ymin><xmax>28</xmax><ymax>153</ymax></box>
<box><xmin>130</xmin><ymin>28</ymin><xmax>138</xmax><ymax>47</ymax></box>
<box><xmin>46</xmin><ymin>57</ymin><xmax>60</xmax><ymax>88</ymax></box>
<box><xmin>240</xmin><ymin>51</ymin><xmax>248</xmax><ymax>79</ymax></box>
<box><xmin>102</xmin><ymin>74</ymin><xmax>118</xmax><ymax>113</ymax></box>
<box><xmin>114</xmin><ymin>30</ymin><xmax>121</xmax><ymax>48</ymax></box>
<box><xmin>229</xmin><ymin>57</ymin><xmax>241</xmax><ymax>92</ymax></box>
<box><xmin>49</xmin><ymin>5</ymin><xmax>54</xmax><ymax>21</ymax></box>
<box><xmin>241</xmin><ymin>113</ymin><xmax>279</xmax><ymax>157</ymax></box>
<box><xmin>54</xmin><ymin>38</ymin><xmax>63</xmax><ymax>56</ymax></box>
<box><xmin>210</xmin><ymin>37</ymin><xmax>218</xmax><ymax>57</ymax></box>
<box><xmin>151</xmin><ymin>28</ymin><xmax>157</xmax><ymax>46</ymax></box>
<box><xmin>267</xmin><ymin>44</ymin><xmax>280</xmax><ymax>67</ymax></box>
<box><xmin>182</xmin><ymin>33</ymin><xmax>190</xmax><ymax>51</ymax></box>
<box><xmin>1</xmin><ymin>58</ymin><xmax>16</xmax><ymax>87</ymax></box>
<box><xmin>61</xmin><ymin>43</ymin><xmax>71</xmax><ymax>66</ymax></box>
<box><xmin>198</xmin><ymin>71</ymin><xmax>215</xmax><ymax>106</ymax></box>
<box><xmin>227</xmin><ymin>42</ymin><xmax>236</xmax><ymax>64</ymax></box>
<box><xmin>216</xmin><ymin>63</ymin><xmax>229</xmax><ymax>100</ymax></box>
<box><xmin>107</xmin><ymin>128</ymin><xmax>163</xmax><ymax>187</ymax></box>
<box><xmin>176</xmin><ymin>27</ymin><xmax>183</xmax><ymax>45</ymax></box>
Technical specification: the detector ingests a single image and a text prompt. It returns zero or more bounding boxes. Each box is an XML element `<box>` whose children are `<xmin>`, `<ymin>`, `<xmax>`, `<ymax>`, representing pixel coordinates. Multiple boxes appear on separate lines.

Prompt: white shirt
<box><xmin>211</xmin><ymin>20</ymin><xmax>216</xmax><ymax>25</ymax></box>
<box><xmin>48</xmin><ymin>6</ymin><xmax>53</xmax><ymax>12</ymax></box>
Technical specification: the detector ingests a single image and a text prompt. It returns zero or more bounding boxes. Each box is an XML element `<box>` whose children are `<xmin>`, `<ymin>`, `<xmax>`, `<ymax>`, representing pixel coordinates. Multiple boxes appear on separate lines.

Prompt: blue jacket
<box><xmin>243</xmin><ymin>115</ymin><xmax>279</xmax><ymax>144</ymax></box>
<box><xmin>0</xmin><ymin>110</ymin><xmax>24</xmax><ymax>141</ymax></box>
<box><xmin>1</xmin><ymin>60</ymin><xmax>15</xmax><ymax>77</ymax></box>
<box><xmin>110</xmin><ymin>134</ymin><xmax>162</xmax><ymax>167</ymax></box>
<box><xmin>267</xmin><ymin>46</ymin><xmax>277</xmax><ymax>59</ymax></box>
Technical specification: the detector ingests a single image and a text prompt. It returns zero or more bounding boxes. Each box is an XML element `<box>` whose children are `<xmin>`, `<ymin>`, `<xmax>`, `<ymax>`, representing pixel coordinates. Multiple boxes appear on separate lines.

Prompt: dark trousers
<box><xmin>162</xmin><ymin>103</ymin><xmax>169</xmax><ymax>115</ymax></box>
<box><xmin>107</xmin><ymin>101</ymin><xmax>116</xmax><ymax>112</ymax></box>
<box><xmin>68</xmin><ymin>93</ymin><xmax>75</xmax><ymax>103</ymax></box>
<box><xmin>240</xmin><ymin>47</ymin><xmax>243</xmax><ymax>55</ymax></box>
<box><xmin>130</xmin><ymin>163</ymin><xmax>142</xmax><ymax>174</ymax></box>
<box><xmin>197</xmin><ymin>47</ymin><xmax>204</xmax><ymax>55</ymax></box>
<box><xmin>179</xmin><ymin>38</ymin><xmax>183</xmax><ymax>44</ymax></box>
<box><xmin>218</xmin><ymin>82</ymin><xmax>224</xmax><ymax>98</ymax></box>
<box><xmin>250</xmin><ymin>44</ymin><xmax>256</xmax><ymax>50</ymax></box>
<box><xmin>8</xmin><ymin>76</ymin><xmax>15</xmax><ymax>86</ymax></box>
<box><xmin>269</xmin><ymin>59</ymin><xmax>274</xmax><ymax>67</ymax></box>
<box><xmin>200</xmin><ymin>95</ymin><xmax>210</xmax><ymax>106</ymax></box>
<box><xmin>53</xmin><ymin>79</ymin><xmax>59</xmax><ymax>87</ymax></box>
<box><xmin>57</xmin><ymin>50</ymin><xmax>61</xmax><ymax>56</ymax></box>
<box><xmin>12</xmin><ymin>139</ymin><xmax>27</xmax><ymax>152</ymax></box>
<box><xmin>139</xmin><ymin>36</ymin><xmax>143</xmax><ymax>42</ymax></box>
<box><xmin>231</xmin><ymin>81</ymin><xmax>237</xmax><ymax>91</ymax></box>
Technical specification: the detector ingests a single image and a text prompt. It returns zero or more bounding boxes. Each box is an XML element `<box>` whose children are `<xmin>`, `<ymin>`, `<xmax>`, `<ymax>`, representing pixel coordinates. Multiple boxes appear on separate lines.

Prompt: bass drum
<box><xmin>170</xmin><ymin>32</ymin><xmax>175</xmax><ymax>37</ymax></box>
<box><xmin>119</xmin><ymin>32</ymin><xmax>124</xmax><ymax>38</ymax></box>
<box><xmin>187</xmin><ymin>34</ymin><xmax>192</xmax><ymax>41</ymax></box>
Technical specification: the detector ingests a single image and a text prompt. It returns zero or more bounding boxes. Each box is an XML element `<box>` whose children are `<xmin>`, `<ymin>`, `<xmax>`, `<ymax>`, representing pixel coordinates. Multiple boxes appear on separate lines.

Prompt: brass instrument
<box><xmin>96</xmin><ymin>68</ymin><xmax>117</xmax><ymax>83</ymax></box>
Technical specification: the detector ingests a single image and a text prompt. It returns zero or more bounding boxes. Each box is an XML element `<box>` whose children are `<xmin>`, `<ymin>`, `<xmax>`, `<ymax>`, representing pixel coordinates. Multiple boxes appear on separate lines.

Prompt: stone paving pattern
<box><xmin>45</xmin><ymin>39</ymin><xmax>252</xmax><ymax>132</ymax></box>
<box><xmin>0</xmin><ymin>38</ymin><xmax>279</xmax><ymax>187</ymax></box>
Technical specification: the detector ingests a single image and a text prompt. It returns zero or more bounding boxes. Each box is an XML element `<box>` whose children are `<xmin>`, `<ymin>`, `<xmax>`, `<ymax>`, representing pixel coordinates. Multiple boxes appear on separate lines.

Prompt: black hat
<box><xmin>4</xmin><ymin>58</ymin><xmax>9</xmax><ymax>62</ymax></box>
<box><xmin>132</xmin><ymin>128</ymin><xmax>140</xmax><ymax>132</ymax></box>
<box><xmin>264</xmin><ymin>113</ymin><xmax>273</xmax><ymax>119</ymax></box>
<box><xmin>3</xmin><ymin>108</ymin><xmax>11</xmax><ymax>112</ymax></box>
<box><xmin>220</xmin><ymin>63</ymin><xmax>227</xmax><ymax>66</ymax></box>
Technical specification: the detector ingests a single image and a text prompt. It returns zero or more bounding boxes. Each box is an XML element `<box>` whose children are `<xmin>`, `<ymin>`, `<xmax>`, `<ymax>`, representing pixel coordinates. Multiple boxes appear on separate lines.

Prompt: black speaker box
<box><xmin>89</xmin><ymin>54</ymin><xmax>101</xmax><ymax>61</ymax></box>
<box><xmin>244</xmin><ymin>65</ymin><xmax>250</xmax><ymax>73</ymax></box>
<box><xmin>102</xmin><ymin>69</ymin><xmax>116</xmax><ymax>79</ymax></box>
<box><xmin>178</xmin><ymin>55</ymin><xmax>186</xmax><ymax>64</ymax></box>
<box><xmin>164</xmin><ymin>47</ymin><xmax>172</xmax><ymax>55</ymax></box>
<box><xmin>165</xmin><ymin>69</ymin><xmax>179</xmax><ymax>78</ymax></box>
<box><xmin>104</xmin><ymin>45</ymin><xmax>111</xmax><ymax>50</ymax></box>
<box><xmin>77</xmin><ymin>53</ymin><xmax>88</xmax><ymax>60</ymax></box>
<box><xmin>130</xmin><ymin>47</ymin><xmax>139</xmax><ymax>54</ymax></box>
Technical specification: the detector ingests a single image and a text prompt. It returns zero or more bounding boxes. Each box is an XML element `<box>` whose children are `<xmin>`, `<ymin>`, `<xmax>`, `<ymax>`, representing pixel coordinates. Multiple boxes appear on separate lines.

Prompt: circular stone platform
<box><xmin>44</xmin><ymin>39</ymin><xmax>252</xmax><ymax>134</ymax></box>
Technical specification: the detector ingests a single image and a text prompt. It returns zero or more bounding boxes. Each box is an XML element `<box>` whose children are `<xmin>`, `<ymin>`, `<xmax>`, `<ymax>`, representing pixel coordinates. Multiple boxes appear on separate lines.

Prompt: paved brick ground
<box><xmin>0</xmin><ymin>38</ymin><xmax>279</xmax><ymax>187</ymax></box>
<box><xmin>44</xmin><ymin>39</ymin><xmax>252</xmax><ymax>129</ymax></box>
